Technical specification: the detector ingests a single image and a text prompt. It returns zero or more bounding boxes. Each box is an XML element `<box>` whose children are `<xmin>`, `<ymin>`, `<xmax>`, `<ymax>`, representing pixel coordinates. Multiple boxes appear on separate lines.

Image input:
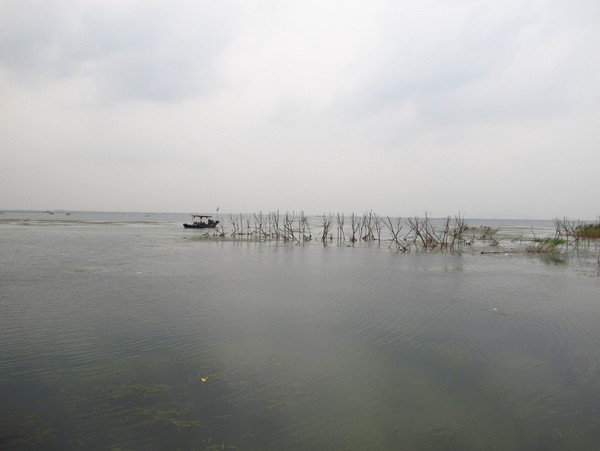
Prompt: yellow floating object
<box><xmin>199</xmin><ymin>377</ymin><xmax>209</xmax><ymax>382</ymax></box>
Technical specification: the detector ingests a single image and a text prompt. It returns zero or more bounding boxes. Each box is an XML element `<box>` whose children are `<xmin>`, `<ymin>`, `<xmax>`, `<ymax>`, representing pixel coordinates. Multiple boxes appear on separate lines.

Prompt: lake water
<box><xmin>1</xmin><ymin>212</ymin><xmax>599</xmax><ymax>450</ymax></box>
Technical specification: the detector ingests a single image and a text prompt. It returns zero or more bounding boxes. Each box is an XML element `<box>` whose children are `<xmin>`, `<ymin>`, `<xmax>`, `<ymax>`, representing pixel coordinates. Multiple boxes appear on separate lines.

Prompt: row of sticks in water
<box><xmin>210</xmin><ymin>211</ymin><xmax>470</xmax><ymax>252</ymax></box>
<box><xmin>203</xmin><ymin>213</ymin><xmax>599</xmax><ymax>253</ymax></box>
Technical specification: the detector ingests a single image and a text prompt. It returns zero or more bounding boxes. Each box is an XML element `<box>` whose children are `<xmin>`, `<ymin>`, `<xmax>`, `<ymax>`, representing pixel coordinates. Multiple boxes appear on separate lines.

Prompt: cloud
<box><xmin>0</xmin><ymin>0</ymin><xmax>233</xmax><ymax>101</ymax></box>
<box><xmin>1</xmin><ymin>0</ymin><xmax>599</xmax><ymax>218</ymax></box>
<box><xmin>343</xmin><ymin>0</ymin><xmax>600</xmax><ymax>123</ymax></box>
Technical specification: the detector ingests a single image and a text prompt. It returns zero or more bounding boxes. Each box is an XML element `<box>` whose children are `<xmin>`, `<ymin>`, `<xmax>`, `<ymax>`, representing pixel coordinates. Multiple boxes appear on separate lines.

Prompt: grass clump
<box><xmin>526</xmin><ymin>237</ymin><xmax>566</xmax><ymax>253</ymax></box>
<box><xmin>574</xmin><ymin>223</ymin><xmax>600</xmax><ymax>239</ymax></box>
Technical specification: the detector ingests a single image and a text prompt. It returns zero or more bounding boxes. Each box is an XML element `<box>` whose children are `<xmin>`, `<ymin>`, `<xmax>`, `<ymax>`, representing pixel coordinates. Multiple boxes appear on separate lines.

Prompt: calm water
<box><xmin>1</xmin><ymin>212</ymin><xmax>599</xmax><ymax>450</ymax></box>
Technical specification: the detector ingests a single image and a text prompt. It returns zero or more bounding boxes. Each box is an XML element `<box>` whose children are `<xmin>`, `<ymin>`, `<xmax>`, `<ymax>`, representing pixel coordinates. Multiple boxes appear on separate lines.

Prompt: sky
<box><xmin>1</xmin><ymin>0</ymin><xmax>599</xmax><ymax>219</ymax></box>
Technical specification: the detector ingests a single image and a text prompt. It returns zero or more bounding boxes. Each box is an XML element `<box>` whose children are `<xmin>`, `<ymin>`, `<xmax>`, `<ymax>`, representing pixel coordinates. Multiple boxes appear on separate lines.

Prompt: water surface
<box><xmin>1</xmin><ymin>212</ymin><xmax>599</xmax><ymax>449</ymax></box>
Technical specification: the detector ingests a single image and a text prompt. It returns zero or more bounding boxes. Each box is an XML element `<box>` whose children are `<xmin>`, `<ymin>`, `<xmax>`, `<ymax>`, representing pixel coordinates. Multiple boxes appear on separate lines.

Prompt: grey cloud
<box><xmin>0</xmin><ymin>1</ymin><xmax>231</xmax><ymax>101</ymax></box>
<box><xmin>0</xmin><ymin>1</ymin><xmax>76</xmax><ymax>76</ymax></box>
<box><xmin>1</xmin><ymin>0</ymin><xmax>598</xmax><ymax>218</ymax></box>
<box><xmin>338</xmin><ymin>1</ymin><xmax>597</xmax><ymax>125</ymax></box>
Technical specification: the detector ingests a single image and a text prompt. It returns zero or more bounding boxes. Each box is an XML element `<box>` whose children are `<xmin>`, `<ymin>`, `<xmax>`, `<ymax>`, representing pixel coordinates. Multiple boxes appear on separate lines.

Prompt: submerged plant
<box><xmin>104</xmin><ymin>384</ymin><xmax>171</xmax><ymax>401</ymax></box>
<box><xmin>0</xmin><ymin>414</ymin><xmax>57</xmax><ymax>449</ymax></box>
<box><xmin>201</xmin><ymin>437</ymin><xmax>237</xmax><ymax>450</ymax></box>
<box><xmin>17</xmin><ymin>425</ymin><xmax>56</xmax><ymax>448</ymax></box>
<box><xmin>134</xmin><ymin>406</ymin><xmax>202</xmax><ymax>431</ymax></box>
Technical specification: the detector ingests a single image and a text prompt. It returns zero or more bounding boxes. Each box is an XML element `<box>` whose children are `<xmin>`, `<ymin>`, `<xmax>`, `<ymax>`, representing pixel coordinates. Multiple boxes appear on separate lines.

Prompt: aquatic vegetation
<box><xmin>538</xmin><ymin>252</ymin><xmax>567</xmax><ymax>265</ymax></box>
<box><xmin>189</xmin><ymin>210</ymin><xmax>600</xmax><ymax>261</ymax></box>
<box><xmin>465</xmin><ymin>225</ymin><xmax>498</xmax><ymax>239</ymax></box>
<box><xmin>228</xmin><ymin>210</ymin><xmax>314</xmax><ymax>242</ymax></box>
<box><xmin>73</xmin><ymin>376</ymin><xmax>210</xmax><ymax>448</ymax></box>
<box><xmin>94</xmin><ymin>440</ymin><xmax>135</xmax><ymax>450</ymax></box>
<box><xmin>405</xmin><ymin>213</ymin><xmax>468</xmax><ymax>251</ymax></box>
<box><xmin>17</xmin><ymin>425</ymin><xmax>56</xmax><ymax>449</ymax></box>
<box><xmin>0</xmin><ymin>410</ymin><xmax>56</xmax><ymax>449</ymax></box>
<box><xmin>104</xmin><ymin>383</ymin><xmax>171</xmax><ymax>401</ymax></box>
<box><xmin>0</xmin><ymin>414</ymin><xmax>57</xmax><ymax>449</ymax></box>
<box><xmin>201</xmin><ymin>437</ymin><xmax>237</xmax><ymax>450</ymax></box>
<box><xmin>526</xmin><ymin>237</ymin><xmax>566</xmax><ymax>253</ymax></box>
<box><xmin>68</xmin><ymin>439</ymin><xmax>86</xmax><ymax>450</ymax></box>
<box><xmin>321</xmin><ymin>213</ymin><xmax>334</xmax><ymax>242</ymax></box>
<box><xmin>554</xmin><ymin>217</ymin><xmax>600</xmax><ymax>241</ymax></box>
<box><xmin>68</xmin><ymin>439</ymin><xmax>134</xmax><ymax>451</ymax></box>
<box><xmin>133</xmin><ymin>406</ymin><xmax>202</xmax><ymax>431</ymax></box>
<box><xmin>574</xmin><ymin>222</ymin><xmax>600</xmax><ymax>239</ymax></box>
<box><xmin>385</xmin><ymin>216</ymin><xmax>409</xmax><ymax>252</ymax></box>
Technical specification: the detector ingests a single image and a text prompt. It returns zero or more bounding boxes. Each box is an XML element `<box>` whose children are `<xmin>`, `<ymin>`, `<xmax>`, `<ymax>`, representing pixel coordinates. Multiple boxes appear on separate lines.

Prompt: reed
<box><xmin>574</xmin><ymin>223</ymin><xmax>600</xmax><ymax>239</ymax></box>
<box><xmin>526</xmin><ymin>237</ymin><xmax>566</xmax><ymax>253</ymax></box>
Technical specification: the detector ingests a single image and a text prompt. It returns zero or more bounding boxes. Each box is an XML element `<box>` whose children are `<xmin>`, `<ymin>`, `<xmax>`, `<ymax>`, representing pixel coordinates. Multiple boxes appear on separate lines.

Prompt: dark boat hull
<box><xmin>183</xmin><ymin>222</ymin><xmax>218</xmax><ymax>229</ymax></box>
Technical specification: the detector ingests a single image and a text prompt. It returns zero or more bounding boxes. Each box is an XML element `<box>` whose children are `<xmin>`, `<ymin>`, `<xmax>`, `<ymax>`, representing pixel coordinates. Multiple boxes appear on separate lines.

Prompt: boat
<box><xmin>183</xmin><ymin>215</ymin><xmax>219</xmax><ymax>229</ymax></box>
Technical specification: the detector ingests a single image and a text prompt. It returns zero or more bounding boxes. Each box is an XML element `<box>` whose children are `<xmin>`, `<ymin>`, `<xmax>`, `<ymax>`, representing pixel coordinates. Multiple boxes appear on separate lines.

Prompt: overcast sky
<box><xmin>1</xmin><ymin>0</ymin><xmax>599</xmax><ymax>219</ymax></box>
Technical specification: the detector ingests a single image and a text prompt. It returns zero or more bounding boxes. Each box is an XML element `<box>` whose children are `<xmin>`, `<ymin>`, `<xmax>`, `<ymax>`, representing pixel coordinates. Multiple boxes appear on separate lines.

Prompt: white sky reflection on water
<box><xmin>1</xmin><ymin>0</ymin><xmax>599</xmax><ymax>219</ymax></box>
